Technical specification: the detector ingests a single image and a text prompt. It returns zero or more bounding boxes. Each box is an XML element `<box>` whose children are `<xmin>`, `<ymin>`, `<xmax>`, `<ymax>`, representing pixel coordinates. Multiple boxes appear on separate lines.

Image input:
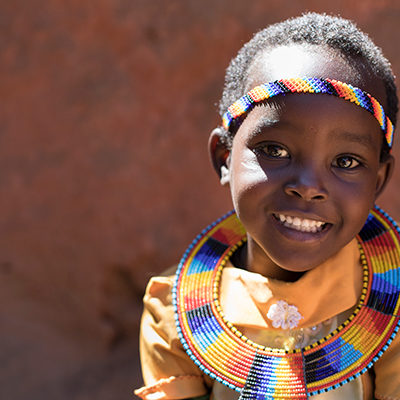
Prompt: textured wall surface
<box><xmin>1</xmin><ymin>1</ymin><xmax>400</xmax><ymax>399</ymax></box>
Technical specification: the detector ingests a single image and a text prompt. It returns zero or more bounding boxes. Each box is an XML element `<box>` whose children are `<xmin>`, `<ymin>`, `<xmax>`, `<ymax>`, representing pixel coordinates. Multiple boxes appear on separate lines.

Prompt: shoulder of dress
<box><xmin>144</xmin><ymin>265</ymin><xmax>178</xmax><ymax>304</ymax></box>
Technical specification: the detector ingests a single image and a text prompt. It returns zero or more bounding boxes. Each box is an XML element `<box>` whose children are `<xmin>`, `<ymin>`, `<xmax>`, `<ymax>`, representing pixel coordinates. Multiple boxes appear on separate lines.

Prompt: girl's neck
<box><xmin>233</xmin><ymin>239</ymin><xmax>305</xmax><ymax>282</ymax></box>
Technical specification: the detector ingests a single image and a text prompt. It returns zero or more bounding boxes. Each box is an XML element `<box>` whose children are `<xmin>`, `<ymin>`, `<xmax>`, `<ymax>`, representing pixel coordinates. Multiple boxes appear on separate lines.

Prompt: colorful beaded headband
<box><xmin>222</xmin><ymin>77</ymin><xmax>394</xmax><ymax>149</ymax></box>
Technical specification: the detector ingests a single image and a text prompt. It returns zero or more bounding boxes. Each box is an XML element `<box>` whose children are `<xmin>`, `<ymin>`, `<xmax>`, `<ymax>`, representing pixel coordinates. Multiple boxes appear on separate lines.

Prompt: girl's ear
<box><xmin>208</xmin><ymin>127</ymin><xmax>231</xmax><ymax>186</ymax></box>
<box><xmin>375</xmin><ymin>155</ymin><xmax>395</xmax><ymax>198</ymax></box>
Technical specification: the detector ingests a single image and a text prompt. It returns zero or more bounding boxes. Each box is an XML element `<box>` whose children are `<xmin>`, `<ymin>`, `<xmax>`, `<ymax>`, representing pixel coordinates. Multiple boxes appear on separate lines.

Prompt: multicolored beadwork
<box><xmin>173</xmin><ymin>205</ymin><xmax>400</xmax><ymax>398</ymax></box>
<box><xmin>222</xmin><ymin>78</ymin><xmax>395</xmax><ymax>149</ymax></box>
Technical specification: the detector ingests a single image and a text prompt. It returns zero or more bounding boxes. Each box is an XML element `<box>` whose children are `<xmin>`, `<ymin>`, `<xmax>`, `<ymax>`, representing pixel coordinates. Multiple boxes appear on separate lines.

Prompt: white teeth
<box><xmin>275</xmin><ymin>214</ymin><xmax>326</xmax><ymax>233</ymax></box>
<box><xmin>293</xmin><ymin>217</ymin><xmax>301</xmax><ymax>226</ymax></box>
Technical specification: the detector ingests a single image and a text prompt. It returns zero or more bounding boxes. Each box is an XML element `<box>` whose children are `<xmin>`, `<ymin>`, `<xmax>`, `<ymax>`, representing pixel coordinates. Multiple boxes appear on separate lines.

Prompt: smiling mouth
<box><xmin>273</xmin><ymin>213</ymin><xmax>329</xmax><ymax>233</ymax></box>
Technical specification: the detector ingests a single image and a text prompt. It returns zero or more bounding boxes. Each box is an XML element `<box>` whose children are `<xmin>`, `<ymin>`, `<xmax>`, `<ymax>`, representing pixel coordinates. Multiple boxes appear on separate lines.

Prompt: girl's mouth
<box><xmin>273</xmin><ymin>213</ymin><xmax>328</xmax><ymax>233</ymax></box>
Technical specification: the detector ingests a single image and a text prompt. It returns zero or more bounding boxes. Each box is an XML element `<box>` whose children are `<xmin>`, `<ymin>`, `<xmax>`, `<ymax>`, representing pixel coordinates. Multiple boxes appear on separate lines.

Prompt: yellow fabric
<box><xmin>219</xmin><ymin>239</ymin><xmax>362</xmax><ymax>330</ymax></box>
<box><xmin>135</xmin><ymin>376</ymin><xmax>207</xmax><ymax>400</ymax></box>
<box><xmin>135</xmin><ymin>239</ymin><xmax>400</xmax><ymax>400</ymax></box>
<box><xmin>375</xmin><ymin>333</ymin><xmax>400</xmax><ymax>399</ymax></box>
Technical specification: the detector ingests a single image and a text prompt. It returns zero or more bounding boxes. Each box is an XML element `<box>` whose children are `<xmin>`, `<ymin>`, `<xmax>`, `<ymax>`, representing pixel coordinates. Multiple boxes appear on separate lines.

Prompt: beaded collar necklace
<box><xmin>173</xmin><ymin>206</ymin><xmax>400</xmax><ymax>398</ymax></box>
<box><xmin>222</xmin><ymin>78</ymin><xmax>394</xmax><ymax>149</ymax></box>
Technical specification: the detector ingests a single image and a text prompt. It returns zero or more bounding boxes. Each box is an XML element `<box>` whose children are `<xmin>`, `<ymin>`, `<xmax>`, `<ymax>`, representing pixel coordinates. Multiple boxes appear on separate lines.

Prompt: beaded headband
<box><xmin>222</xmin><ymin>77</ymin><xmax>394</xmax><ymax>149</ymax></box>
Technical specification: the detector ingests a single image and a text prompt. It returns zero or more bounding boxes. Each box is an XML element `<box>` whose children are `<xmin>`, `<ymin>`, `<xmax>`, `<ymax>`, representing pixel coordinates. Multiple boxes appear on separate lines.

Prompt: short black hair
<box><xmin>219</xmin><ymin>13</ymin><xmax>398</xmax><ymax>159</ymax></box>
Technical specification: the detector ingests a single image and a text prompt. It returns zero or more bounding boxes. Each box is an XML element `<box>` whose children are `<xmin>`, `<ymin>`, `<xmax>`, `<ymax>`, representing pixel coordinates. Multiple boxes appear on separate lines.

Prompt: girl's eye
<box><xmin>258</xmin><ymin>144</ymin><xmax>290</xmax><ymax>159</ymax></box>
<box><xmin>333</xmin><ymin>156</ymin><xmax>360</xmax><ymax>169</ymax></box>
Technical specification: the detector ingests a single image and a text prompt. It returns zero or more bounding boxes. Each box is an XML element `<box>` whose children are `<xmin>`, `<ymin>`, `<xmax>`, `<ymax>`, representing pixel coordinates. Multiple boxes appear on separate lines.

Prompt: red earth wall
<box><xmin>1</xmin><ymin>1</ymin><xmax>400</xmax><ymax>399</ymax></box>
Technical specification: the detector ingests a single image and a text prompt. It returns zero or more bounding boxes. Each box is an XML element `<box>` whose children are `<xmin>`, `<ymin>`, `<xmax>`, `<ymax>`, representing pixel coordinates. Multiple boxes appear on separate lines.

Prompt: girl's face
<box><xmin>212</xmin><ymin>45</ymin><xmax>393</xmax><ymax>279</ymax></box>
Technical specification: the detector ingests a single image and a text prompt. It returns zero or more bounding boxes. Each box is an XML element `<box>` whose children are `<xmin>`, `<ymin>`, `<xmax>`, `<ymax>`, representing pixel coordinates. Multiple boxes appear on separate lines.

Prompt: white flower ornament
<box><xmin>267</xmin><ymin>300</ymin><xmax>303</xmax><ymax>329</ymax></box>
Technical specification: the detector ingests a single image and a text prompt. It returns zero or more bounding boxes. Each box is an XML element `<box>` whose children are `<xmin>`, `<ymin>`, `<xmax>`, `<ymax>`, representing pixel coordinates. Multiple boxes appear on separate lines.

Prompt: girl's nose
<box><xmin>284</xmin><ymin>167</ymin><xmax>328</xmax><ymax>202</ymax></box>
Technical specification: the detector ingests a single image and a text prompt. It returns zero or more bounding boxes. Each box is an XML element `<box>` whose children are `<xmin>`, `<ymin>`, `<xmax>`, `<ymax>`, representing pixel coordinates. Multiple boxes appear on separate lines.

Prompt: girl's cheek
<box><xmin>229</xmin><ymin>157</ymin><xmax>269</xmax><ymax>207</ymax></box>
<box><xmin>232</xmin><ymin>159</ymin><xmax>268</xmax><ymax>190</ymax></box>
<box><xmin>234</xmin><ymin>147</ymin><xmax>269</xmax><ymax>183</ymax></box>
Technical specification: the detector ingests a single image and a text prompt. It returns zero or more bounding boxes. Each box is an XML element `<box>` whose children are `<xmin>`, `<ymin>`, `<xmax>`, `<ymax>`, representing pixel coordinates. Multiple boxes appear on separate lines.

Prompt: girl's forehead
<box><xmin>245</xmin><ymin>44</ymin><xmax>387</xmax><ymax>108</ymax></box>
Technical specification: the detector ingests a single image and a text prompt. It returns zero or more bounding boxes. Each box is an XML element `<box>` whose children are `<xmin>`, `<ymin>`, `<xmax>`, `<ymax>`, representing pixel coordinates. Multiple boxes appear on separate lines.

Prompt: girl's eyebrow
<box><xmin>332</xmin><ymin>131</ymin><xmax>375</xmax><ymax>150</ymax></box>
<box><xmin>248</xmin><ymin>117</ymin><xmax>281</xmax><ymax>137</ymax></box>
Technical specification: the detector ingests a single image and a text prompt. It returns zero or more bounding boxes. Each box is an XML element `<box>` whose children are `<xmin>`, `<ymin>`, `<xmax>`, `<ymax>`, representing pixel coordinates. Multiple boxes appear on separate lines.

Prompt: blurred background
<box><xmin>1</xmin><ymin>1</ymin><xmax>399</xmax><ymax>399</ymax></box>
